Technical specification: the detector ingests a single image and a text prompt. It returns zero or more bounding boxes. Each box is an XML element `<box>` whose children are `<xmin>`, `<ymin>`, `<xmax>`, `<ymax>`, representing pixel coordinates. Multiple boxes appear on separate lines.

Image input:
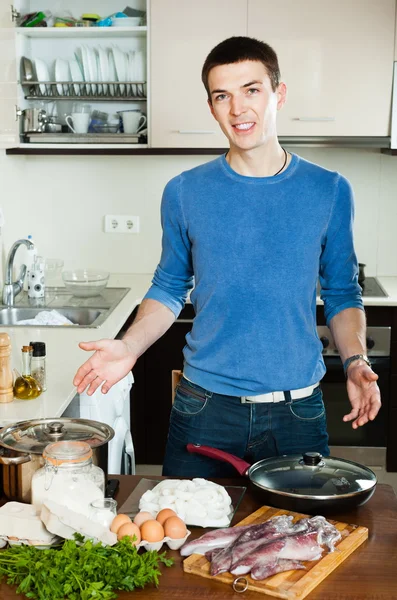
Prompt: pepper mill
<box><xmin>0</xmin><ymin>333</ymin><xmax>14</xmax><ymax>403</ymax></box>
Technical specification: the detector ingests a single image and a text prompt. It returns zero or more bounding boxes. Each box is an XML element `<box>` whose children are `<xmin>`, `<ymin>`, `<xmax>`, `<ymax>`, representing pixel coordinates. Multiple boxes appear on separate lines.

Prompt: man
<box><xmin>74</xmin><ymin>37</ymin><xmax>380</xmax><ymax>477</ymax></box>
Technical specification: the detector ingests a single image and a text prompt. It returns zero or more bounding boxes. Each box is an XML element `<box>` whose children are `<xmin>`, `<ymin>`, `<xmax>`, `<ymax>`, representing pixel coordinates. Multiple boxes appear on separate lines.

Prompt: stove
<box><xmin>359</xmin><ymin>277</ymin><xmax>387</xmax><ymax>297</ymax></box>
<box><xmin>317</xmin><ymin>277</ymin><xmax>387</xmax><ymax>298</ymax></box>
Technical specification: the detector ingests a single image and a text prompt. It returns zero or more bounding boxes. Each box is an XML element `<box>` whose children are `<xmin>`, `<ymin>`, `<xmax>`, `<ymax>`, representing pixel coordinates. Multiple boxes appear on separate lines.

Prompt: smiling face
<box><xmin>207</xmin><ymin>60</ymin><xmax>286</xmax><ymax>153</ymax></box>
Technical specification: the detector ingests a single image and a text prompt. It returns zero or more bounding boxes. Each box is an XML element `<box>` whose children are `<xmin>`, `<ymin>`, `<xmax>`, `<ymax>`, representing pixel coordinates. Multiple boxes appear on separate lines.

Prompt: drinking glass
<box><xmin>89</xmin><ymin>498</ymin><xmax>117</xmax><ymax>527</ymax></box>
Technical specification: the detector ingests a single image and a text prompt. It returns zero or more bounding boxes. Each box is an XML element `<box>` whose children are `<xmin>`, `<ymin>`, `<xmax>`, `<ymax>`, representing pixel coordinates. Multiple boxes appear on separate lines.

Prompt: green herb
<box><xmin>0</xmin><ymin>535</ymin><xmax>174</xmax><ymax>600</ymax></box>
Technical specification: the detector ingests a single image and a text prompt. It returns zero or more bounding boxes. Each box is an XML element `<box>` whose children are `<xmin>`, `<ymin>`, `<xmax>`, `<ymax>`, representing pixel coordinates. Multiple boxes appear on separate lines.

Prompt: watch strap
<box><xmin>343</xmin><ymin>354</ymin><xmax>371</xmax><ymax>376</ymax></box>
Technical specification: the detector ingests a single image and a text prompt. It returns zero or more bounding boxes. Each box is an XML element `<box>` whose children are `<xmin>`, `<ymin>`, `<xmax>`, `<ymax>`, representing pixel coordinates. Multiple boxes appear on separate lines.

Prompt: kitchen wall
<box><xmin>0</xmin><ymin>146</ymin><xmax>396</xmax><ymax>278</ymax></box>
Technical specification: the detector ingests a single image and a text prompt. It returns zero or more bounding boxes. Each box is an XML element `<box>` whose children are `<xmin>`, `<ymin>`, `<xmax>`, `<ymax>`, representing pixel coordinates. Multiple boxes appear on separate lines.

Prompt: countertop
<box><xmin>1</xmin><ymin>475</ymin><xmax>395</xmax><ymax>600</ymax></box>
<box><xmin>0</xmin><ymin>273</ymin><xmax>153</xmax><ymax>426</ymax></box>
<box><xmin>1</xmin><ymin>273</ymin><xmax>397</xmax><ymax>426</ymax></box>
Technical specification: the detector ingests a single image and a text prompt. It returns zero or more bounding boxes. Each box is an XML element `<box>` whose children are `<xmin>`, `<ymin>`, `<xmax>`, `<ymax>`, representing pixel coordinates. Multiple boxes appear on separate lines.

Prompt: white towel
<box><xmin>17</xmin><ymin>310</ymin><xmax>74</xmax><ymax>326</ymax></box>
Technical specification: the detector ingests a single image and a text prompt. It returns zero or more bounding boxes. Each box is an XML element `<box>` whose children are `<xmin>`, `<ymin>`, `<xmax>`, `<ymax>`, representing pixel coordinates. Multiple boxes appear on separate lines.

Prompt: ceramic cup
<box><xmin>119</xmin><ymin>110</ymin><xmax>147</xmax><ymax>134</ymax></box>
<box><xmin>65</xmin><ymin>104</ymin><xmax>91</xmax><ymax>134</ymax></box>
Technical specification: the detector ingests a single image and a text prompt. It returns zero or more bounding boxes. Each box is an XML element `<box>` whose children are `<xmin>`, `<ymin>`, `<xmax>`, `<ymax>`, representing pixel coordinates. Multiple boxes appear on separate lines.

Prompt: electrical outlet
<box><xmin>104</xmin><ymin>215</ymin><xmax>140</xmax><ymax>234</ymax></box>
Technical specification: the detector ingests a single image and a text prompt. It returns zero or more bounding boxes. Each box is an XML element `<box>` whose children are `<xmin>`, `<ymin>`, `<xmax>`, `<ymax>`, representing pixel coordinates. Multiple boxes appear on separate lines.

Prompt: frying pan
<box><xmin>187</xmin><ymin>444</ymin><xmax>377</xmax><ymax>514</ymax></box>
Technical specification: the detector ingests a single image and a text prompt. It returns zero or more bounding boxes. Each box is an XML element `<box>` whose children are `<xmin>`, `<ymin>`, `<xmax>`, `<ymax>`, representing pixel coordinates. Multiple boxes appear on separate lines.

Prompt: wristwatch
<box><xmin>343</xmin><ymin>354</ymin><xmax>372</xmax><ymax>376</ymax></box>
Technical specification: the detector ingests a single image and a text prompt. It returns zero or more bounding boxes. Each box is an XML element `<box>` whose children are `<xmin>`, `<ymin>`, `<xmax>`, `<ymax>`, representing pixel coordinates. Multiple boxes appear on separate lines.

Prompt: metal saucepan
<box><xmin>187</xmin><ymin>444</ymin><xmax>377</xmax><ymax>514</ymax></box>
<box><xmin>0</xmin><ymin>418</ymin><xmax>114</xmax><ymax>502</ymax></box>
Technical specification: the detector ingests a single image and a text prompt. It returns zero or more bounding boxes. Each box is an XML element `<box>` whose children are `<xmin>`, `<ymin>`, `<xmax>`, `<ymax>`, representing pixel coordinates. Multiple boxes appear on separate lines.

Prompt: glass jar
<box><xmin>31</xmin><ymin>440</ymin><xmax>105</xmax><ymax>515</ymax></box>
<box><xmin>89</xmin><ymin>498</ymin><xmax>117</xmax><ymax>528</ymax></box>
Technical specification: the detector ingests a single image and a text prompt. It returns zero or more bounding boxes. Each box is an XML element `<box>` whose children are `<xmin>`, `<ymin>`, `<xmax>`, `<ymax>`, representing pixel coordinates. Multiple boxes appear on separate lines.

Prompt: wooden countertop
<box><xmin>1</xmin><ymin>475</ymin><xmax>396</xmax><ymax>600</ymax></box>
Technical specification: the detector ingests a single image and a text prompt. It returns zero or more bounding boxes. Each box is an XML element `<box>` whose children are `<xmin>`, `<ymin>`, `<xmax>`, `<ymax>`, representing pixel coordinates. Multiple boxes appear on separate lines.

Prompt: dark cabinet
<box><xmin>129</xmin><ymin>305</ymin><xmax>194</xmax><ymax>464</ymax></box>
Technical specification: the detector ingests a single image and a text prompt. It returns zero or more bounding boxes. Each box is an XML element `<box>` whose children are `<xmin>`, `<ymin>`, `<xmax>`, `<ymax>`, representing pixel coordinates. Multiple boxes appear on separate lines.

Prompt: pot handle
<box><xmin>186</xmin><ymin>443</ymin><xmax>250</xmax><ymax>476</ymax></box>
<box><xmin>0</xmin><ymin>453</ymin><xmax>32</xmax><ymax>466</ymax></box>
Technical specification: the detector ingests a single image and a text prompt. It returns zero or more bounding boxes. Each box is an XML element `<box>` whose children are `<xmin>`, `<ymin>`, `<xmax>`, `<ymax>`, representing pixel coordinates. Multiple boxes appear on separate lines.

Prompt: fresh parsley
<box><xmin>0</xmin><ymin>535</ymin><xmax>174</xmax><ymax>600</ymax></box>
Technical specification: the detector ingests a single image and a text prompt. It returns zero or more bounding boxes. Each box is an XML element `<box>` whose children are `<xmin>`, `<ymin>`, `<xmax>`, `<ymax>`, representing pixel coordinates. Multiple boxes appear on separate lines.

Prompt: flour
<box><xmin>32</xmin><ymin>469</ymin><xmax>103</xmax><ymax>516</ymax></box>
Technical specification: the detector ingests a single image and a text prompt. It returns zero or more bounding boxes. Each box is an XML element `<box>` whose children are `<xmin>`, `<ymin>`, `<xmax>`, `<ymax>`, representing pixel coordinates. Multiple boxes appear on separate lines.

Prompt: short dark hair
<box><xmin>202</xmin><ymin>36</ymin><xmax>280</xmax><ymax>102</ymax></box>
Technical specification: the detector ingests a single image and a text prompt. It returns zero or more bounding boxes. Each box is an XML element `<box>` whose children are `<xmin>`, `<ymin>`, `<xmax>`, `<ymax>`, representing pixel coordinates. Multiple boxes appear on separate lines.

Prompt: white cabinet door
<box><xmin>0</xmin><ymin>27</ymin><xmax>18</xmax><ymax>148</ymax></box>
<box><xmin>248</xmin><ymin>0</ymin><xmax>395</xmax><ymax>137</ymax></box>
<box><xmin>150</xmin><ymin>0</ymin><xmax>247</xmax><ymax>148</ymax></box>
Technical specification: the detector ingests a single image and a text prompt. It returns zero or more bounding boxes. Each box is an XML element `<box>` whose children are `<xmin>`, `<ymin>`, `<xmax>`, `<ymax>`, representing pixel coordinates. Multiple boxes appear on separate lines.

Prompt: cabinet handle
<box><xmin>294</xmin><ymin>117</ymin><xmax>336</xmax><ymax>122</ymax></box>
<box><xmin>177</xmin><ymin>130</ymin><xmax>216</xmax><ymax>134</ymax></box>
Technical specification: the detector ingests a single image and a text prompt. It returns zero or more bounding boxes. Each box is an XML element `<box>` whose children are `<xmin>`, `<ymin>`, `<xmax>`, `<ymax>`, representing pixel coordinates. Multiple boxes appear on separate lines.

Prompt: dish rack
<box><xmin>22</xmin><ymin>81</ymin><xmax>147</xmax><ymax>101</ymax></box>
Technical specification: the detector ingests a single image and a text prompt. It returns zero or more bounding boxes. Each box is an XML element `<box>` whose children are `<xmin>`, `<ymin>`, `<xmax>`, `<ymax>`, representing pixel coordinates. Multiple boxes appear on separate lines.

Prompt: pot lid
<box><xmin>0</xmin><ymin>418</ymin><xmax>114</xmax><ymax>455</ymax></box>
<box><xmin>249</xmin><ymin>452</ymin><xmax>377</xmax><ymax>499</ymax></box>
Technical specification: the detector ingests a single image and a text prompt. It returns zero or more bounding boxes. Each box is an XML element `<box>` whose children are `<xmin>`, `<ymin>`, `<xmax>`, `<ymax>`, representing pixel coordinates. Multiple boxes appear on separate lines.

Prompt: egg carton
<box><xmin>136</xmin><ymin>529</ymin><xmax>191</xmax><ymax>552</ymax></box>
<box><xmin>0</xmin><ymin>502</ymin><xmax>60</xmax><ymax>546</ymax></box>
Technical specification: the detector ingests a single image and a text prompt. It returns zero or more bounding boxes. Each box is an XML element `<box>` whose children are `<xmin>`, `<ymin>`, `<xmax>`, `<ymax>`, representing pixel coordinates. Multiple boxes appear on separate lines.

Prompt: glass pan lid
<box><xmin>249</xmin><ymin>453</ymin><xmax>377</xmax><ymax>498</ymax></box>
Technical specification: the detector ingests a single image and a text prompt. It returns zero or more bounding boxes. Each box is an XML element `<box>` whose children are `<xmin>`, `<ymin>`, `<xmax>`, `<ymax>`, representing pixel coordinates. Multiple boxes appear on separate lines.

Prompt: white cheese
<box><xmin>41</xmin><ymin>500</ymin><xmax>117</xmax><ymax>546</ymax></box>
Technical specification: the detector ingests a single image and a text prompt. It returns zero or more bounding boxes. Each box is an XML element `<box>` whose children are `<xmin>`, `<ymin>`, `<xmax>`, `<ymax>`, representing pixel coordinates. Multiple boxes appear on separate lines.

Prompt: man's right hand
<box><xmin>73</xmin><ymin>339</ymin><xmax>136</xmax><ymax>396</ymax></box>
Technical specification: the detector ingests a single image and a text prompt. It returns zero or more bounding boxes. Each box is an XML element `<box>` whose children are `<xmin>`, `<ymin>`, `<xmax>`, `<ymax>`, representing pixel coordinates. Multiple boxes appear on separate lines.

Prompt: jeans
<box><xmin>162</xmin><ymin>376</ymin><xmax>329</xmax><ymax>477</ymax></box>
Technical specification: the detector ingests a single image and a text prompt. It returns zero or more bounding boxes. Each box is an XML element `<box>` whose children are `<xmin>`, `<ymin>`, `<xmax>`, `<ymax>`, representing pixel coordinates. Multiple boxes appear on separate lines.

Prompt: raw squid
<box><xmin>210</xmin><ymin>517</ymin><xmax>308</xmax><ymax>576</ymax></box>
<box><xmin>180</xmin><ymin>524</ymin><xmax>253</xmax><ymax>556</ymax></box>
<box><xmin>230</xmin><ymin>531</ymin><xmax>324</xmax><ymax>576</ymax></box>
<box><xmin>251</xmin><ymin>558</ymin><xmax>306</xmax><ymax>580</ymax></box>
<box><xmin>180</xmin><ymin>515</ymin><xmax>292</xmax><ymax>557</ymax></box>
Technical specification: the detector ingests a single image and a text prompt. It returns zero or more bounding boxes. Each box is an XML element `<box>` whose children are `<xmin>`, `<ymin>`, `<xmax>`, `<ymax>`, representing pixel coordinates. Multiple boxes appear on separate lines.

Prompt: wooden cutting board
<box><xmin>183</xmin><ymin>505</ymin><xmax>368</xmax><ymax>599</ymax></box>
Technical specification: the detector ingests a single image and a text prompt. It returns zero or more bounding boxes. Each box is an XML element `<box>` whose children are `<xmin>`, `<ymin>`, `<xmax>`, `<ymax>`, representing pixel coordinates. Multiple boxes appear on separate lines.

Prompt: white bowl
<box><xmin>112</xmin><ymin>17</ymin><xmax>141</xmax><ymax>27</ymax></box>
<box><xmin>62</xmin><ymin>270</ymin><xmax>109</xmax><ymax>297</ymax></box>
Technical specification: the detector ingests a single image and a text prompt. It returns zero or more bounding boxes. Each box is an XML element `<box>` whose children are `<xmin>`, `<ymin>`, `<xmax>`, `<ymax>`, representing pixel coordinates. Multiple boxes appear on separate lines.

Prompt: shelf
<box><xmin>15</xmin><ymin>26</ymin><xmax>147</xmax><ymax>38</ymax></box>
<box><xmin>22</xmin><ymin>81</ymin><xmax>147</xmax><ymax>102</ymax></box>
<box><xmin>5</xmin><ymin>147</ymin><xmax>227</xmax><ymax>156</ymax></box>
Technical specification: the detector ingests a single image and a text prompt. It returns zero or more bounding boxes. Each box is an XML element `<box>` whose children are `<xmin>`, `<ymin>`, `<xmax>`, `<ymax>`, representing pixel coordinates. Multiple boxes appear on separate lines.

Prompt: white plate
<box><xmin>108</xmin><ymin>48</ymin><xmax>117</xmax><ymax>96</ymax></box>
<box><xmin>69</xmin><ymin>58</ymin><xmax>83</xmax><ymax>95</ymax></box>
<box><xmin>80</xmin><ymin>46</ymin><xmax>91</xmax><ymax>92</ymax></box>
<box><xmin>128</xmin><ymin>51</ymin><xmax>136</xmax><ymax>81</ymax></box>
<box><xmin>98</xmin><ymin>47</ymin><xmax>109</xmax><ymax>93</ymax></box>
<box><xmin>34</xmin><ymin>58</ymin><xmax>50</xmax><ymax>95</ymax></box>
<box><xmin>55</xmin><ymin>59</ymin><xmax>70</xmax><ymax>95</ymax></box>
<box><xmin>134</xmin><ymin>50</ymin><xmax>145</xmax><ymax>82</ymax></box>
<box><xmin>86</xmin><ymin>46</ymin><xmax>98</xmax><ymax>93</ymax></box>
<box><xmin>112</xmin><ymin>45</ymin><xmax>126</xmax><ymax>92</ymax></box>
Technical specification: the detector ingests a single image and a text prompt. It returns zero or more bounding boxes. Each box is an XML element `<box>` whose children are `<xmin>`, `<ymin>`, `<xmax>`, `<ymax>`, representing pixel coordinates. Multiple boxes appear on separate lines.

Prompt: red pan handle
<box><xmin>186</xmin><ymin>443</ymin><xmax>251</xmax><ymax>476</ymax></box>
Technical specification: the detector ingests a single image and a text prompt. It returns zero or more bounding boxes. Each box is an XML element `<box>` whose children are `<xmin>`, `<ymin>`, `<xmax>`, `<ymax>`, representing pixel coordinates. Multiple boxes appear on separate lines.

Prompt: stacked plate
<box><xmin>33</xmin><ymin>46</ymin><xmax>146</xmax><ymax>97</ymax></box>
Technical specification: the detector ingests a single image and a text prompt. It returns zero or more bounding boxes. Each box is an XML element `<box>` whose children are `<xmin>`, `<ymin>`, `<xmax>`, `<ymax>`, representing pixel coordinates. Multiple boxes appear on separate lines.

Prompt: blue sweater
<box><xmin>144</xmin><ymin>153</ymin><xmax>363</xmax><ymax>396</ymax></box>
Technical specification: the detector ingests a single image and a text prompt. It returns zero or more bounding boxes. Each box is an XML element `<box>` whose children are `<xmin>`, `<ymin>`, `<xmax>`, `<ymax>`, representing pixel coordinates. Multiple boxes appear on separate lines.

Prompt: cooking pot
<box><xmin>187</xmin><ymin>444</ymin><xmax>377</xmax><ymax>514</ymax></box>
<box><xmin>0</xmin><ymin>418</ymin><xmax>114</xmax><ymax>502</ymax></box>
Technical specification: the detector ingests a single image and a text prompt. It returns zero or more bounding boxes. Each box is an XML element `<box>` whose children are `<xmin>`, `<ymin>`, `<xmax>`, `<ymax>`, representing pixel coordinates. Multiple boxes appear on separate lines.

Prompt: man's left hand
<box><xmin>344</xmin><ymin>362</ymin><xmax>381</xmax><ymax>429</ymax></box>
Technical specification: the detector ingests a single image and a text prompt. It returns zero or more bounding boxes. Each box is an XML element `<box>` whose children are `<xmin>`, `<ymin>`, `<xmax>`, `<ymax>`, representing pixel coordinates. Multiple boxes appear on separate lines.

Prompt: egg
<box><xmin>140</xmin><ymin>519</ymin><xmax>165</xmax><ymax>542</ymax></box>
<box><xmin>133</xmin><ymin>511</ymin><xmax>154</xmax><ymax>528</ymax></box>
<box><xmin>163</xmin><ymin>516</ymin><xmax>187</xmax><ymax>539</ymax></box>
<box><xmin>110</xmin><ymin>513</ymin><xmax>132</xmax><ymax>534</ymax></box>
<box><xmin>117</xmin><ymin>522</ymin><xmax>141</xmax><ymax>545</ymax></box>
<box><xmin>156</xmin><ymin>508</ymin><xmax>177</xmax><ymax>526</ymax></box>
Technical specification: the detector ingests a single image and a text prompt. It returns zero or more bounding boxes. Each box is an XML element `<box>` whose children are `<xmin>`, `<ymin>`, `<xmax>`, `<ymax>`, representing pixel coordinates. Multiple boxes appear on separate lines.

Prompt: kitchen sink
<box><xmin>0</xmin><ymin>307</ymin><xmax>106</xmax><ymax>327</ymax></box>
<box><xmin>0</xmin><ymin>287</ymin><xmax>130</xmax><ymax>328</ymax></box>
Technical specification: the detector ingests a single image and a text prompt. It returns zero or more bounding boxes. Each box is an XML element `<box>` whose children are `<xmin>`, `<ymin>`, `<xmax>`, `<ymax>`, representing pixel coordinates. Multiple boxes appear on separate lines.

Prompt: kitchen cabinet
<box><xmin>0</xmin><ymin>0</ymin><xmax>148</xmax><ymax>150</ymax></box>
<box><xmin>129</xmin><ymin>304</ymin><xmax>194</xmax><ymax>464</ymax></box>
<box><xmin>150</xmin><ymin>0</ymin><xmax>246</xmax><ymax>148</ymax></box>
<box><xmin>248</xmin><ymin>0</ymin><xmax>395</xmax><ymax>137</ymax></box>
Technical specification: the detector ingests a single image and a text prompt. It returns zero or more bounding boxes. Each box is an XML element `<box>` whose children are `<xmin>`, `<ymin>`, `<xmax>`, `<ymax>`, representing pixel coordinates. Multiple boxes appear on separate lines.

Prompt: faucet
<box><xmin>2</xmin><ymin>239</ymin><xmax>35</xmax><ymax>306</ymax></box>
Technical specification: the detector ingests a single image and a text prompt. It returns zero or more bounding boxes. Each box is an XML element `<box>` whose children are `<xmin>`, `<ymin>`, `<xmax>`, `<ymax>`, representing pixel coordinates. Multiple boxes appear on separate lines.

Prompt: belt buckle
<box><xmin>272</xmin><ymin>391</ymin><xmax>285</xmax><ymax>403</ymax></box>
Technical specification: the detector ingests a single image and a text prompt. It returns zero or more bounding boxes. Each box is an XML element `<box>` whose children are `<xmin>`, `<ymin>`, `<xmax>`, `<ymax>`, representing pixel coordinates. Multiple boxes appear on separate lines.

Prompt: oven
<box><xmin>319</xmin><ymin>325</ymin><xmax>391</xmax><ymax>464</ymax></box>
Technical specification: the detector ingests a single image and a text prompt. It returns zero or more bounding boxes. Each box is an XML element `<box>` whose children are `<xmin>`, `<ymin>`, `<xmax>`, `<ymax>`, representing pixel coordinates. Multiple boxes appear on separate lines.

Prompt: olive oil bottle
<box><xmin>13</xmin><ymin>346</ymin><xmax>42</xmax><ymax>400</ymax></box>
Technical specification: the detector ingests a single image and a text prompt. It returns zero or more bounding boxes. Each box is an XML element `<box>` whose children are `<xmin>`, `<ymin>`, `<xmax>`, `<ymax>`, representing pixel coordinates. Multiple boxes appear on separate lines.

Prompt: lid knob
<box><xmin>48</xmin><ymin>421</ymin><xmax>64</xmax><ymax>434</ymax></box>
<box><xmin>302</xmin><ymin>452</ymin><xmax>323</xmax><ymax>466</ymax></box>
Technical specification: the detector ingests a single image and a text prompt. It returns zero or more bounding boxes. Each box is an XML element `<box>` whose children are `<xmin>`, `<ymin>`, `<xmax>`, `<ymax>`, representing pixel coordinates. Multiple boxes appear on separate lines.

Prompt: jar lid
<box><xmin>0</xmin><ymin>418</ymin><xmax>114</xmax><ymax>454</ymax></box>
<box><xmin>43</xmin><ymin>440</ymin><xmax>92</xmax><ymax>465</ymax></box>
<box><xmin>30</xmin><ymin>341</ymin><xmax>46</xmax><ymax>357</ymax></box>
